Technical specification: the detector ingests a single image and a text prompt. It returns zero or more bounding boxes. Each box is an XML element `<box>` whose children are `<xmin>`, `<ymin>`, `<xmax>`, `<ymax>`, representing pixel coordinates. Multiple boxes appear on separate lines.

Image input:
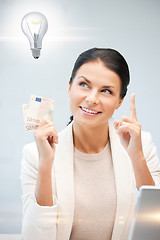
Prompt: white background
<box><xmin>0</xmin><ymin>0</ymin><xmax>160</xmax><ymax>233</ymax></box>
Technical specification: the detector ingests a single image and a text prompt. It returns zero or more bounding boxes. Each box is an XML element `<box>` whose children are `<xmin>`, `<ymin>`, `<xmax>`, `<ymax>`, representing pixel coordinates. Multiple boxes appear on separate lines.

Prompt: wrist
<box><xmin>129</xmin><ymin>148</ymin><xmax>145</xmax><ymax>162</ymax></box>
<box><xmin>130</xmin><ymin>152</ymin><xmax>146</xmax><ymax>168</ymax></box>
<box><xmin>38</xmin><ymin>162</ymin><xmax>52</xmax><ymax>176</ymax></box>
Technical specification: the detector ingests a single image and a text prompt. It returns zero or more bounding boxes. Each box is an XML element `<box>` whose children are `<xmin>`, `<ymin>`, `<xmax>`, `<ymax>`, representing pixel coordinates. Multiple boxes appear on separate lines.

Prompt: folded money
<box><xmin>23</xmin><ymin>95</ymin><xmax>54</xmax><ymax>132</ymax></box>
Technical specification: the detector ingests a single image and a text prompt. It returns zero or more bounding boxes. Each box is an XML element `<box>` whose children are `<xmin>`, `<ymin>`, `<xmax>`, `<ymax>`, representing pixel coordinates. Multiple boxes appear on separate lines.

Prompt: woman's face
<box><xmin>68</xmin><ymin>61</ymin><xmax>123</xmax><ymax>128</ymax></box>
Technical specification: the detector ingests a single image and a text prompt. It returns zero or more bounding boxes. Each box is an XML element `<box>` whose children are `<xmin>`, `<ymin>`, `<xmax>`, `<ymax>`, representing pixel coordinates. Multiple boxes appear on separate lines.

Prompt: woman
<box><xmin>21</xmin><ymin>48</ymin><xmax>160</xmax><ymax>240</ymax></box>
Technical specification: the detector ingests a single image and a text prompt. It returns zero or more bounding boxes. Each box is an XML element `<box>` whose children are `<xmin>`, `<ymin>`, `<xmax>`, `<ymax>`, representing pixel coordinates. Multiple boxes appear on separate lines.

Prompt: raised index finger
<box><xmin>130</xmin><ymin>93</ymin><xmax>137</xmax><ymax>120</ymax></box>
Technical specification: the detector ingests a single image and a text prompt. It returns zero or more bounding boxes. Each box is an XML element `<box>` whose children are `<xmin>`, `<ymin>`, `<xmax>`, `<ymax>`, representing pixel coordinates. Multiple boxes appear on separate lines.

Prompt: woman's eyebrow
<box><xmin>78</xmin><ymin>76</ymin><xmax>116</xmax><ymax>89</ymax></box>
<box><xmin>78</xmin><ymin>76</ymin><xmax>90</xmax><ymax>83</ymax></box>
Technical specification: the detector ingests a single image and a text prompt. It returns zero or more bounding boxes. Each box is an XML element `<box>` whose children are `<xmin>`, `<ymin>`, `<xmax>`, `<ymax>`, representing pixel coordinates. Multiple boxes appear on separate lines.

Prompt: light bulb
<box><xmin>21</xmin><ymin>12</ymin><xmax>48</xmax><ymax>59</ymax></box>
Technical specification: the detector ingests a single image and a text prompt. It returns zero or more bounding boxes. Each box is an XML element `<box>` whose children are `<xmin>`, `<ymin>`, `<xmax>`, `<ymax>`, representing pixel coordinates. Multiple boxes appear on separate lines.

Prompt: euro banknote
<box><xmin>23</xmin><ymin>95</ymin><xmax>54</xmax><ymax>132</ymax></box>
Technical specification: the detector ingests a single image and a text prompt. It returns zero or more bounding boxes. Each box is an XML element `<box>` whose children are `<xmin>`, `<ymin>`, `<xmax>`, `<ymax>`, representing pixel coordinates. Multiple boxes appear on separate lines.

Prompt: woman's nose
<box><xmin>85</xmin><ymin>90</ymin><xmax>99</xmax><ymax>105</ymax></box>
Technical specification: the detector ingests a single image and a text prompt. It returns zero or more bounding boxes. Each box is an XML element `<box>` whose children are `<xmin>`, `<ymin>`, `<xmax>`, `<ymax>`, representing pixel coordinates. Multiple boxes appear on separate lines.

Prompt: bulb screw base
<box><xmin>31</xmin><ymin>48</ymin><xmax>41</xmax><ymax>59</ymax></box>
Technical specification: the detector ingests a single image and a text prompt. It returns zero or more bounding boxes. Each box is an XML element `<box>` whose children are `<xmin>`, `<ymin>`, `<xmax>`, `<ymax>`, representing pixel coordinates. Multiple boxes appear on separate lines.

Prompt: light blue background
<box><xmin>0</xmin><ymin>0</ymin><xmax>160</xmax><ymax>233</ymax></box>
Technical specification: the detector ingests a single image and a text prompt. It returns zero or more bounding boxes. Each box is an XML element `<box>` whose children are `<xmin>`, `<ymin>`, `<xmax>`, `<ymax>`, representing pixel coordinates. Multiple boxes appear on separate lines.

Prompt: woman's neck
<box><xmin>72</xmin><ymin>121</ymin><xmax>109</xmax><ymax>154</ymax></box>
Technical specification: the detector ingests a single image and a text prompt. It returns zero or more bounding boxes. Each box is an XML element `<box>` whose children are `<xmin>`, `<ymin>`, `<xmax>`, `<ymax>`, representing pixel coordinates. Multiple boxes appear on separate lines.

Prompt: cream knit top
<box><xmin>70</xmin><ymin>141</ymin><xmax>117</xmax><ymax>240</ymax></box>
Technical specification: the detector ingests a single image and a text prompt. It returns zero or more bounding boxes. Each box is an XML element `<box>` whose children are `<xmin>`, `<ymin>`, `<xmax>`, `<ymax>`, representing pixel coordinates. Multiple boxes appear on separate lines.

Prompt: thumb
<box><xmin>114</xmin><ymin>120</ymin><xmax>119</xmax><ymax>129</ymax></box>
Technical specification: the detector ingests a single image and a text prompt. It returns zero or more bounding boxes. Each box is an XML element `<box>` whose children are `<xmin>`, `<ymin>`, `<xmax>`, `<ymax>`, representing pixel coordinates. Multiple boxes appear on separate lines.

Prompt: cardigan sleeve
<box><xmin>20</xmin><ymin>143</ymin><xmax>58</xmax><ymax>240</ymax></box>
<box><xmin>142</xmin><ymin>131</ymin><xmax>160</xmax><ymax>186</ymax></box>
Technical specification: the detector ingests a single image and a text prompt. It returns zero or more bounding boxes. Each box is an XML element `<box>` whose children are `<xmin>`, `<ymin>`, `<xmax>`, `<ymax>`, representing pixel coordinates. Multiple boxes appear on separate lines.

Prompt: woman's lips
<box><xmin>80</xmin><ymin>106</ymin><xmax>102</xmax><ymax>116</ymax></box>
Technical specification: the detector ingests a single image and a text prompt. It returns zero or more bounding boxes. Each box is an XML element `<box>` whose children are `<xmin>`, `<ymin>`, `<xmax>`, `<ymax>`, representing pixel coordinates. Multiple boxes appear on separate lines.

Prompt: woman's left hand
<box><xmin>114</xmin><ymin>93</ymin><xmax>144</xmax><ymax>161</ymax></box>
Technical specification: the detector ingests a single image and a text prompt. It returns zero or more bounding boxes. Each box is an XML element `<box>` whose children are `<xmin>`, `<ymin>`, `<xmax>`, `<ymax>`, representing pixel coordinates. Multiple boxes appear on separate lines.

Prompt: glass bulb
<box><xmin>21</xmin><ymin>12</ymin><xmax>48</xmax><ymax>59</ymax></box>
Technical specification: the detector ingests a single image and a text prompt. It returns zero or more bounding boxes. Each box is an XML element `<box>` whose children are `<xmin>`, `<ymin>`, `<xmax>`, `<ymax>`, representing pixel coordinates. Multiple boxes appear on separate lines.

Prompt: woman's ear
<box><xmin>115</xmin><ymin>97</ymin><xmax>124</xmax><ymax>110</ymax></box>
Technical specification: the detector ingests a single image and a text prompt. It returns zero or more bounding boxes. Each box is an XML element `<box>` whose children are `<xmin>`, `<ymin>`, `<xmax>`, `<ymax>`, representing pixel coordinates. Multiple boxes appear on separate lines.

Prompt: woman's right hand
<box><xmin>34</xmin><ymin>120</ymin><xmax>58</xmax><ymax>170</ymax></box>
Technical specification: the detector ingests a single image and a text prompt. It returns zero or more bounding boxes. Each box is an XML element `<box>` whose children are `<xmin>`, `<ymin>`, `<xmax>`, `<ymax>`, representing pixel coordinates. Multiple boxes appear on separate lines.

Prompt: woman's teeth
<box><xmin>81</xmin><ymin>107</ymin><xmax>99</xmax><ymax>114</ymax></box>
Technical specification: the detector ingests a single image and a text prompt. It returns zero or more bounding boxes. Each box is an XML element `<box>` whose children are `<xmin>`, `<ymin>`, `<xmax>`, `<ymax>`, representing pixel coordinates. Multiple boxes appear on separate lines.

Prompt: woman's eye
<box><xmin>102</xmin><ymin>89</ymin><xmax>112</xmax><ymax>94</ymax></box>
<box><xmin>79</xmin><ymin>82</ymin><xmax>88</xmax><ymax>87</ymax></box>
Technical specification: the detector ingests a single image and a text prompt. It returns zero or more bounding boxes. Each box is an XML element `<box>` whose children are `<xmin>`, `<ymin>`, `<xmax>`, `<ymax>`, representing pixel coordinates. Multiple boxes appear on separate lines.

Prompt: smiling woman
<box><xmin>20</xmin><ymin>48</ymin><xmax>160</xmax><ymax>240</ymax></box>
<box><xmin>67</xmin><ymin>48</ymin><xmax>129</xmax><ymax>126</ymax></box>
<box><xmin>68</xmin><ymin>60</ymin><xmax>123</xmax><ymax>131</ymax></box>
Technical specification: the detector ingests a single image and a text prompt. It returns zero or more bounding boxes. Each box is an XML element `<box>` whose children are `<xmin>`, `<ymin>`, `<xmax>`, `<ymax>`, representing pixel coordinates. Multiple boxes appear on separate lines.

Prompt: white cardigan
<box><xmin>20</xmin><ymin>123</ymin><xmax>160</xmax><ymax>240</ymax></box>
